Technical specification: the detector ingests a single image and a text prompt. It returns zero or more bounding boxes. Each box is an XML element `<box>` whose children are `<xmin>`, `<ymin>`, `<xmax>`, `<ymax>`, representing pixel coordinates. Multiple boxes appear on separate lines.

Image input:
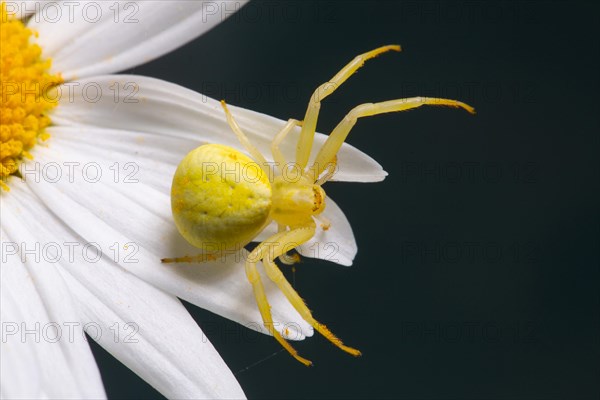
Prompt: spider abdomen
<box><xmin>171</xmin><ymin>144</ymin><xmax>272</xmax><ymax>251</ymax></box>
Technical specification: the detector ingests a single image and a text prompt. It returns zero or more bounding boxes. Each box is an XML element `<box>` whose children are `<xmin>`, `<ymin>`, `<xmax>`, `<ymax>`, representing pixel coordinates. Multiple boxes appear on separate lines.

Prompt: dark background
<box><xmin>90</xmin><ymin>1</ymin><xmax>599</xmax><ymax>399</ymax></box>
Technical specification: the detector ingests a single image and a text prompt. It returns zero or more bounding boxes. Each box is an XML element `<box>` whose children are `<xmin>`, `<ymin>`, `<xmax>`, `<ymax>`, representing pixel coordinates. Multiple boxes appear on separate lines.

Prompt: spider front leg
<box><xmin>306</xmin><ymin>97</ymin><xmax>476</xmax><ymax>180</ymax></box>
<box><xmin>220</xmin><ymin>100</ymin><xmax>270</xmax><ymax>174</ymax></box>
<box><xmin>271</xmin><ymin>118</ymin><xmax>302</xmax><ymax>175</ymax></box>
<box><xmin>261</xmin><ymin>221</ymin><xmax>362</xmax><ymax>358</ymax></box>
<box><xmin>296</xmin><ymin>45</ymin><xmax>401</xmax><ymax>170</ymax></box>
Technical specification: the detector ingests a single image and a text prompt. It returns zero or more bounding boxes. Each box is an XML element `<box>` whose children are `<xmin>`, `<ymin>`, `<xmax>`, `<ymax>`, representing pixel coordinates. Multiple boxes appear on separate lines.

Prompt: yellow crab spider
<box><xmin>162</xmin><ymin>45</ymin><xmax>475</xmax><ymax>366</ymax></box>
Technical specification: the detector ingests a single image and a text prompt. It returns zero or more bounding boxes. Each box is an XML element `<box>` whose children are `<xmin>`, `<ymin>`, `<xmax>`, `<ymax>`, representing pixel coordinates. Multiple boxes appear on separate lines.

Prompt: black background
<box><xmin>90</xmin><ymin>1</ymin><xmax>599</xmax><ymax>399</ymax></box>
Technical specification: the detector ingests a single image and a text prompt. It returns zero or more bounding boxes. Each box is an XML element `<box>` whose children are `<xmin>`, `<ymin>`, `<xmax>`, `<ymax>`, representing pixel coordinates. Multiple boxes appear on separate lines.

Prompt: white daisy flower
<box><xmin>1</xmin><ymin>1</ymin><xmax>388</xmax><ymax>398</ymax></box>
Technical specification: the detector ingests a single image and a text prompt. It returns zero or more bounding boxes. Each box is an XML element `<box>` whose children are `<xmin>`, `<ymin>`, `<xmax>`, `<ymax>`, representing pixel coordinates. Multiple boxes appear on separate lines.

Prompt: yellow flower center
<box><xmin>0</xmin><ymin>4</ymin><xmax>62</xmax><ymax>191</ymax></box>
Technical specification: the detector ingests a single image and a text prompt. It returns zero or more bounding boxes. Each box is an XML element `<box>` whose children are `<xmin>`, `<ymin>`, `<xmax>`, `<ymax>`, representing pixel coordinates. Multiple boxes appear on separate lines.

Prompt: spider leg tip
<box><xmin>457</xmin><ymin>101</ymin><xmax>476</xmax><ymax>115</ymax></box>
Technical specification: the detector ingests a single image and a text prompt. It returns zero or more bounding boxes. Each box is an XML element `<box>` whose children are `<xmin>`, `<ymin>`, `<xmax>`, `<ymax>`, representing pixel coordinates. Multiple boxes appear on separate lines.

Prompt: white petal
<box><xmin>51</xmin><ymin>74</ymin><xmax>388</xmax><ymax>182</ymax></box>
<box><xmin>0</xmin><ymin>263</ymin><xmax>44</xmax><ymax>400</ymax></box>
<box><xmin>4</xmin><ymin>183</ymin><xmax>246</xmax><ymax>399</ymax></box>
<box><xmin>28</xmin><ymin>1</ymin><xmax>247</xmax><ymax>80</ymax></box>
<box><xmin>256</xmin><ymin>196</ymin><xmax>357</xmax><ymax>266</ymax></box>
<box><xmin>26</xmin><ymin>135</ymin><xmax>314</xmax><ymax>340</ymax></box>
<box><xmin>0</xmin><ymin>203</ymin><xmax>106</xmax><ymax>399</ymax></box>
<box><xmin>3</xmin><ymin>0</ymin><xmax>41</xmax><ymax>20</ymax></box>
<box><xmin>298</xmin><ymin>197</ymin><xmax>357</xmax><ymax>266</ymax></box>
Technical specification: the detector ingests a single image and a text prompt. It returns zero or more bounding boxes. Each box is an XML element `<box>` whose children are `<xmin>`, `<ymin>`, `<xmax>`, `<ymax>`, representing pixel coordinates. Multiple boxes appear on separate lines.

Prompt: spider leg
<box><xmin>246</xmin><ymin>232</ymin><xmax>313</xmax><ymax>366</ymax></box>
<box><xmin>220</xmin><ymin>100</ymin><xmax>269</xmax><ymax>174</ymax></box>
<box><xmin>271</xmin><ymin>119</ymin><xmax>302</xmax><ymax>175</ymax></box>
<box><xmin>278</xmin><ymin>251</ymin><xmax>301</xmax><ymax>265</ymax></box>
<box><xmin>306</xmin><ymin>97</ymin><xmax>476</xmax><ymax>179</ymax></box>
<box><xmin>262</xmin><ymin>221</ymin><xmax>362</xmax><ymax>357</ymax></box>
<box><xmin>161</xmin><ymin>253</ymin><xmax>217</xmax><ymax>263</ymax></box>
<box><xmin>313</xmin><ymin>155</ymin><xmax>337</xmax><ymax>185</ymax></box>
<box><xmin>314</xmin><ymin>215</ymin><xmax>332</xmax><ymax>231</ymax></box>
<box><xmin>295</xmin><ymin>45</ymin><xmax>401</xmax><ymax>170</ymax></box>
<box><xmin>276</xmin><ymin>224</ymin><xmax>302</xmax><ymax>265</ymax></box>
